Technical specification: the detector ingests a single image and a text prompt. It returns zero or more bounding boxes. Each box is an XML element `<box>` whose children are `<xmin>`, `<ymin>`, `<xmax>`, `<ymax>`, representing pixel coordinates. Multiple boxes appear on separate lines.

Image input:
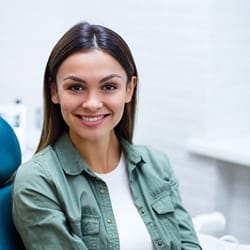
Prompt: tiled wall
<box><xmin>1</xmin><ymin>0</ymin><xmax>249</xmax><ymax>244</ymax></box>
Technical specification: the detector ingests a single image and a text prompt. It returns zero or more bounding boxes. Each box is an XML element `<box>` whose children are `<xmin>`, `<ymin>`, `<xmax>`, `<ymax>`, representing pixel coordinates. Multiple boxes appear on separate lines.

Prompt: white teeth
<box><xmin>81</xmin><ymin>115</ymin><xmax>104</xmax><ymax>122</ymax></box>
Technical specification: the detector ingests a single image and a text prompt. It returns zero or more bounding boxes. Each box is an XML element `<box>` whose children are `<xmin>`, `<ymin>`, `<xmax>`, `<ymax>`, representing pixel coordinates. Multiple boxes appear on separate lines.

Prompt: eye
<box><xmin>68</xmin><ymin>84</ymin><xmax>85</xmax><ymax>92</ymax></box>
<box><xmin>102</xmin><ymin>84</ymin><xmax>117</xmax><ymax>91</ymax></box>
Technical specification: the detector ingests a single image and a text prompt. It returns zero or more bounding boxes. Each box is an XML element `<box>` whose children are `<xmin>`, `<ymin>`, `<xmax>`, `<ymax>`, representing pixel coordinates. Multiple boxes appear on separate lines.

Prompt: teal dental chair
<box><xmin>0</xmin><ymin>117</ymin><xmax>25</xmax><ymax>249</ymax></box>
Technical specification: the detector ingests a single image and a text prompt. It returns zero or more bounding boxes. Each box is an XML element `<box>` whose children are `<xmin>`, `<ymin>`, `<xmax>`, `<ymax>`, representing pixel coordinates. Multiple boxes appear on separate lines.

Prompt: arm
<box><xmin>169</xmin><ymin>173</ymin><xmax>202</xmax><ymax>250</ymax></box>
<box><xmin>12</xmin><ymin>162</ymin><xmax>88</xmax><ymax>250</ymax></box>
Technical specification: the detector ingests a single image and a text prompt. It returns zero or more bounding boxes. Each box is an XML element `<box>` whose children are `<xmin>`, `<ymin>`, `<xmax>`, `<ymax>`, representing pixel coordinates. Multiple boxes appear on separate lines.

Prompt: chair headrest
<box><xmin>0</xmin><ymin>116</ymin><xmax>21</xmax><ymax>185</ymax></box>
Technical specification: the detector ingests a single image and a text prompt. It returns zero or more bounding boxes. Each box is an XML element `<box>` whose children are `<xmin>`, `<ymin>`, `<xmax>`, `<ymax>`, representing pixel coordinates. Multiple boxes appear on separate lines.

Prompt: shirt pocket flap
<box><xmin>151</xmin><ymin>195</ymin><xmax>174</xmax><ymax>215</ymax></box>
<box><xmin>81</xmin><ymin>215</ymin><xmax>100</xmax><ymax>235</ymax></box>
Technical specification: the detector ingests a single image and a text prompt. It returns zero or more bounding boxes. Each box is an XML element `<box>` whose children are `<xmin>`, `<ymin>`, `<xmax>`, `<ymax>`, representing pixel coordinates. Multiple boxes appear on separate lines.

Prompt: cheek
<box><xmin>110</xmin><ymin>97</ymin><xmax>127</xmax><ymax>117</ymax></box>
<box><xmin>109</xmin><ymin>93</ymin><xmax>127</xmax><ymax>107</ymax></box>
<box><xmin>58</xmin><ymin>97</ymin><xmax>79</xmax><ymax>113</ymax></box>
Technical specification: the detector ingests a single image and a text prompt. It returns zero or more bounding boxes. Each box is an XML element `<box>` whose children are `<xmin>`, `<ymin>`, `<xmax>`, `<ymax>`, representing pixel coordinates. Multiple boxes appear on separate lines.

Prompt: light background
<box><xmin>0</xmin><ymin>0</ymin><xmax>249</xmax><ymax>243</ymax></box>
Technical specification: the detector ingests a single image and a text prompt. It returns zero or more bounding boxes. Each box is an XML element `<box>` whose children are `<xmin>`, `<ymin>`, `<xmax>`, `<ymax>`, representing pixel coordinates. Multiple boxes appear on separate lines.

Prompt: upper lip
<box><xmin>78</xmin><ymin>114</ymin><xmax>109</xmax><ymax>117</ymax></box>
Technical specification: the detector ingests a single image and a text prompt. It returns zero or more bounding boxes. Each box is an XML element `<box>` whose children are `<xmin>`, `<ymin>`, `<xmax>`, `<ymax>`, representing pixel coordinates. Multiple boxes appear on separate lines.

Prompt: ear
<box><xmin>50</xmin><ymin>83</ymin><xmax>60</xmax><ymax>104</ymax></box>
<box><xmin>125</xmin><ymin>76</ymin><xmax>137</xmax><ymax>103</ymax></box>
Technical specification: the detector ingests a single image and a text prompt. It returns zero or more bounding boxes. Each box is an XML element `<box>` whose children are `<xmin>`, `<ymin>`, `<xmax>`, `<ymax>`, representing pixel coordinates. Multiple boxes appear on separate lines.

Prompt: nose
<box><xmin>81</xmin><ymin>92</ymin><xmax>103</xmax><ymax>111</ymax></box>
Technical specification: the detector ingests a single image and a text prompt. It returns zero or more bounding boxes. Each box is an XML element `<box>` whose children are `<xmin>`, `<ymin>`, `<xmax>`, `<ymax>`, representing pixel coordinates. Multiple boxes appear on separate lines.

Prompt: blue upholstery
<box><xmin>0</xmin><ymin>117</ymin><xmax>25</xmax><ymax>249</ymax></box>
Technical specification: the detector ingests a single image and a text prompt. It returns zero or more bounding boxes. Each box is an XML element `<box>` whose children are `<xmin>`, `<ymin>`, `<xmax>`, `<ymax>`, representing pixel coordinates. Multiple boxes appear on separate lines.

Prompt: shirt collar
<box><xmin>53</xmin><ymin>133</ymin><xmax>145</xmax><ymax>176</ymax></box>
<box><xmin>54</xmin><ymin>133</ymin><xmax>88</xmax><ymax>176</ymax></box>
<box><xmin>119</xmin><ymin>138</ymin><xmax>145</xmax><ymax>167</ymax></box>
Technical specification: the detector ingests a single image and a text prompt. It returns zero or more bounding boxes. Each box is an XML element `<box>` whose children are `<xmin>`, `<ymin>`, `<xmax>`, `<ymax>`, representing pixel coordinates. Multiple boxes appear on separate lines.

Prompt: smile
<box><xmin>80</xmin><ymin>115</ymin><xmax>105</xmax><ymax>122</ymax></box>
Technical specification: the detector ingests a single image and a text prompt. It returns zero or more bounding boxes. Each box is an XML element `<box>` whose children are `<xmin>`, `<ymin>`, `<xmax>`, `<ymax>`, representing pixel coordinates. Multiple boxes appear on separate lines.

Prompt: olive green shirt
<box><xmin>13</xmin><ymin>133</ymin><xmax>201</xmax><ymax>250</ymax></box>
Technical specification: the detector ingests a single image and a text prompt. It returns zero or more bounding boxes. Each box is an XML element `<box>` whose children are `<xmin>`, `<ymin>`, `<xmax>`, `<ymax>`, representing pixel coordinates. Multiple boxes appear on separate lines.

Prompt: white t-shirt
<box><xmin>96</xmin><ymin>153</ymin><xmax>154</xmax><ymax>250</ymax></box>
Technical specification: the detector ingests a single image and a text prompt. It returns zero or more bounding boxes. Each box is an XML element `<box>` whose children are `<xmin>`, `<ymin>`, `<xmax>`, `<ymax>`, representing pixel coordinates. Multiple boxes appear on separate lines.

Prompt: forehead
<box><xmin>57</xmin><ymin>50</ymin><xmax>126</xmax><ymax>79</ymax></box>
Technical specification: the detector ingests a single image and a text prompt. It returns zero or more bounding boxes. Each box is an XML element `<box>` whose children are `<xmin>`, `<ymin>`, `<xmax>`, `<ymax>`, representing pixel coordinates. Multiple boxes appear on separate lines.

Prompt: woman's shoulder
<box><xmin>131</xmin><ymin>142</ymin><xmax>170</xmax><ymax>164</ymax></box>
<box><xmin>14</xmin><ymin>146</ymin><xmax>58</xmax><ymax>186</ymax></box>
<box><xmin>21</xmin><ymin>145</ymin><xmax>57</xmax><ymax>167</ymax></box>
<box><xmin>128</xmin><ymin>142</ymin><xmax>178</xmax><ymax>183</ymax></box>
<box><xmin>122</xmin><ymin>140</ymin><xmax>173</xmax><ymax>174</ymax></box>
<box><xmin>136</xmin><ymin>143</ymin><xmax>167</xmax><ymax>156</ymax></box>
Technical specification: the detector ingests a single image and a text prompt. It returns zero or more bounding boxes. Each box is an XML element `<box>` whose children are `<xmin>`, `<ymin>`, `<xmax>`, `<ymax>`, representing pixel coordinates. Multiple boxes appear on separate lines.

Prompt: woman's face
<box><xmin>51</xmin><ymin>50</ymin><xmax>136</xmax><ymax>143</ymax></box>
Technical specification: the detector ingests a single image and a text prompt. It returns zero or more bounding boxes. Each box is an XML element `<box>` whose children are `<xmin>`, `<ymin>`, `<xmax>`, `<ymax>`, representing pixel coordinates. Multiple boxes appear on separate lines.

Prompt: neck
<box><xmin>71</xmin><ymin>132</ymin><xmax>121</xmax><ymax>173</ymax></box>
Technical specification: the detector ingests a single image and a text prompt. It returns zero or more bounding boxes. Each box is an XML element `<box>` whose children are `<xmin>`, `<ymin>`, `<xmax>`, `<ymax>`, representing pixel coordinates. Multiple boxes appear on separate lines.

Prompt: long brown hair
<box><xmin>36</xmin><ymin>22</ymin><xmax>138</xmax><ymax>152</ymax></box>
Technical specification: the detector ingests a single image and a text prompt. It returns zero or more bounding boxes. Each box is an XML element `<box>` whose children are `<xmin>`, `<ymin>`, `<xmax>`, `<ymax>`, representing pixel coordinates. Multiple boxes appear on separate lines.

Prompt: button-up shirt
<box><xmin>13</xmin><ymin>133</ymin><xmax>201</xmax><ymax>250</ymax></box>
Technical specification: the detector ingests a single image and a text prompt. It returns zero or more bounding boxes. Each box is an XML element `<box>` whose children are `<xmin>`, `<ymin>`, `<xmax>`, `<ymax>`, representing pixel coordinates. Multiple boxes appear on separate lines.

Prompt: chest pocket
<box><xmin>81</xmin><ymin>214</ymin><xmax>100</xmax><ymax>249</ymax></box>
<box><xmin>151</xmin><ymin>193</ymin><xmax>182</xmax><ymax>250</ymax></box>
<box><xmin>152</xmin><ymin>194</ymin><xmax>174</xmax><ymax>214</ymax></box>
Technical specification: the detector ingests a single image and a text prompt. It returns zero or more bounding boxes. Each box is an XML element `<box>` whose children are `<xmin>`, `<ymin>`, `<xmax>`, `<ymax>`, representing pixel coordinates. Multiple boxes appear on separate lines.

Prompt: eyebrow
<box><xmin>63</xmin><ymin>74</ymin><xmax>122</xmax><ymax>83</ymax></box>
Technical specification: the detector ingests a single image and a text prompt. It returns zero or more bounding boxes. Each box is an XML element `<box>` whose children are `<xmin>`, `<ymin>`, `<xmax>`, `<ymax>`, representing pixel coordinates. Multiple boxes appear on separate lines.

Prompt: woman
<box><xmin>13</xmin><ymin>22</ymin><xmax>201</xmax><ymax>250</ymax></box>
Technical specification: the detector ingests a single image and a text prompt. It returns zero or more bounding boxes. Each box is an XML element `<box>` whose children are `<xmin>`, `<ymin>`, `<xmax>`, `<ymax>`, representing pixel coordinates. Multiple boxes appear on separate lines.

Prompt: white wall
<box><xmin>1</xmin><ymin>0</ymin><xmax>249</xmax><ymax>244</ymax></box>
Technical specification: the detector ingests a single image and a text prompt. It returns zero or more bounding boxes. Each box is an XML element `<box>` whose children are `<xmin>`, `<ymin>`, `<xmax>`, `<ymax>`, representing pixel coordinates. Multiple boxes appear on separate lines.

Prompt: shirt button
<box><xmin>107</xmin><ymin>218</ymin><xmax>112</xmax><ymax>224</ymax></box>
<box><xmin>99</xmin><ymin>188</ymin><xmax>105</xmax><ymax>194</ymax></box>
<box><xmin>140</xmin><ymin>209</ymin><xmax>145</xmax><ymax>215</ymax></box>
<box><xmin>157</xmin><ymin>240</ymin><xmax>163</xmax><ymax>246</ymax></box>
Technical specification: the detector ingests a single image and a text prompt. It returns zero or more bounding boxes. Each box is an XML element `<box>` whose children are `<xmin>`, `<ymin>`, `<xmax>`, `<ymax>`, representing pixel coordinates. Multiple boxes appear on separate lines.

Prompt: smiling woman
<box><xmin>50</xmin><ymin>50</ymin><xmax>136</xmax><ymax>147</ymax></box>
<box><xmin>12</xmin><ymin>21</ymin><xmax>201</xmax><ymax>250</ymax></box>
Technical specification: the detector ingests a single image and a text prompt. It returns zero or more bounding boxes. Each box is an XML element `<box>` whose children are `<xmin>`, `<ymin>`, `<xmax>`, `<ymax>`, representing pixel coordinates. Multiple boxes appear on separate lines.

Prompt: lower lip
<box><xmin>79</xmin><ymin>116</ymin><xmax>106</xmax><ymax>127</ymax></box>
